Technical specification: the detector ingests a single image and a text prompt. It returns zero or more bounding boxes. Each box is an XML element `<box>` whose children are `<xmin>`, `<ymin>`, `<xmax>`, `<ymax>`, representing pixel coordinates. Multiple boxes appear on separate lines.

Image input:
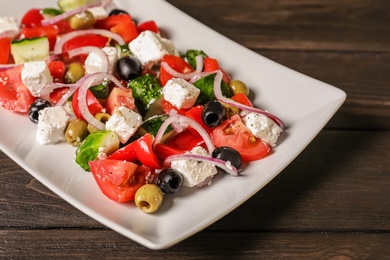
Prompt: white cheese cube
<box><xmin>85</xmin><ymin>46</ymin><xmax>118</xmax><ymax>74</ymax></box>
<box><xmin>21</xmin><ymin>61</ymin><xmax>53</xmax><ymax>97</ymax></box>
<box><xmin>87</xmin><ymin>6</ymin><xmax>108</xmax><ymax>20</ymax></box>
<box><xmin>0</xmin><ymin>16</ymin><xmax>19</xmax><ymax>34</ymax></box>
<box><xmin>171</xmin><ymin>146</ymin><xmax>218</xmax><ymax>187</ymax></box>
<box><xmin>129</xmin><ymin>30</ymin><xmax>179</xmax><ymax>66</ymax></box>
<box><xmin>163</xmin><ymin>78</ymin><xmax>200</xmax><ymax>109</ymax></box>
<box><xmin>36</xmin><ymin>106</ymin><xmax>70</xmax><ymax>145</ymax></box>
<box><xmin>242</xmin><ymin>112</ymin><xmax>282</xmax><ymax>147</ymax></box>
<box><xmin>106</xmin><ymin>106</ymin><xmax>142</xmax><ymax>144</ymax></box>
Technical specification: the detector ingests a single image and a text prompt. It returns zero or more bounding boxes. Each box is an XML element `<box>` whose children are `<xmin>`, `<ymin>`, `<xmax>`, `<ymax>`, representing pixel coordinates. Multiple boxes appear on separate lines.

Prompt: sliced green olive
<box><xmin>69</xmin><ymin>10</ymin><xmax>95</xmax><ymax>30</ymax></box>
<box><xmin>65</xmin><ymin>118</ymin><xmax>89</xmax><ymax>146</ymax></box>
<box><xmin>228</xmin><ymin>79</ymin><xmax>249</xmax><ymax>96</ymax></box>
<box><xmin>65</xmin><ymin>62</ymin><xmax>85</xmax><ymax>84</ymax></box>
<box><xmin>87</xmin><ymin>113</ymin><xmax>111</xmax><ymax>134</ymax></box>
<box><xmin>134</xmin><ymin>184</ymin><xmax>163</xmax><ymax>214</ymax></box>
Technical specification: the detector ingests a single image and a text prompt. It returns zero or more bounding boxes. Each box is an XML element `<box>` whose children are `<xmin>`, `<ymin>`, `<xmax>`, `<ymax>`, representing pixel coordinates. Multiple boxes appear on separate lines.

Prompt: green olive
<box><xmin>69</xmin><ymin>10</ymin><xmax>95</xmax><ymax>30</ymax></box>
<box><xmin>228</xmin><ymin>79</ymin><xmax>249</xmax><ymax>96</ymax></box>
<box><xmin>134</xmin><ymin>184</ymin><xmax>164</xmax><ymax>214</ymax></box>
<box><xmin>65</xmin><ymin>62</ymin><xmax>85</xmax><ymax>84</ymax></box>
<box><xmin>221</xmin><ymin>101</ymin><xmax>239</xmax><ymax>117</ymax></box>
<box><xmin>65</xmin><ymin>118</ymin><xmax>89</xmax><ymax>146</ymax></box>
<box><xmin>87</xmin><ymin>113</ymin><xmax>111</xmax><ymax>134</ymax></box>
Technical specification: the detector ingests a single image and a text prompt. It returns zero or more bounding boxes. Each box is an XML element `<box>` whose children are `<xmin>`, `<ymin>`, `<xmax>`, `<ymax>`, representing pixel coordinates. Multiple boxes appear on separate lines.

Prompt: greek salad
<box><xmin>0</xmin><ymin>0</ymin><xmax>285</xmax><ymax>214</ymax></box>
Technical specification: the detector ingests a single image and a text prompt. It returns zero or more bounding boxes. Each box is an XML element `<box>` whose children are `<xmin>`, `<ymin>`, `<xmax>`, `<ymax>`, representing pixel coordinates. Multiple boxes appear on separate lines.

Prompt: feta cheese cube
<box><xmin>163</xmin><ymin>78</ymin><xmax>200</xmax><ymax>109</ymax></box>
<box><xmin>87</xmin><ymin>6</ymin><xmax>108</xmax><ymax>20</ymax></box>
<box><xmin>242</xmin><ymin>112</ymin><xmax>282</xmax><ymax>147</ymax></box>
<box><xmin>36</xmin><ymin>106</ymin><xmax>70</xmax><ymax>145</ymax></box>
<box><xmin>106</xmin><ymin>106</ymin><xmax>142</xmax><ymax>144</ymax></box>
<box><xmin>21</xmin><ymin>61</ymin><xmax>53</xmax><ymax>97</ymax></box>
<box><xmin>171</xmin><ymin>146</ymin><xmax>218</xmax><ymax>187</ymax></box>
<box><xmin>129</xmin><ymin>30</ymin><xmax>179</xmax><ymax>66</ymax></box>
<box><xmin>85</xmin><ymin>46</ymin><xmax>118</xmax><ymax>74</ymax></box>
<box><xmin>0</xmin><ymin>16</ymin><xmax>19</xmax><ymax>34</ymax></box>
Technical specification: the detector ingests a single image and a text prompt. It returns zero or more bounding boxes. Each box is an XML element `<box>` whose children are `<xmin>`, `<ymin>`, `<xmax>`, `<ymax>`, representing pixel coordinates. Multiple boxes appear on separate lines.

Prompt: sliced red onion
<box><xmin>68</xmin><ymin>46</ymin><xmax>109</xmax><ymax>73</ymax></box>
<box><xmin>77</xmin><ymin>72</ymin><xmax>126</xmax><ymax>130</ymax></box>
<box><xmin>0</xmin><ymin>29</ymin><xmax>19</xmax><ymax>39</ymax></box>
<box><xmin>55</xmin><ymin>84</ymin><xmax>79</xmax><ymax>106</ymax></box>
<box><xmin>160</xmin><ymin>55</ymin><xmax>204</xmax><ymax>82</ymax></box>
<box><xmin>153</xmin><ymin>113</ymin><xmax>215</xmax><ymax>154</ymax></box>
<box><xmin>40</xmin><ymin>83</ymin><xmax>75</xmax><ymax>102</ymax></box>
<box><xmin>213</xmin><ymin>70</ymin><xmax>286</xmax><ymax>130</ymax></box>
<box><xmin>165</xmin><ymin>154</ymin><xmax>238</xmax><ymax>177</ymax></box>
<box><xmin>41</xmin><ymin>1</ymin><xmax>102</xmax><ymax>26</ymax></box>
<box><xmin>53</xmin><ymin>29</ymin><xmax>125</xmax><ymax>54</ymax></box>
<box><xmin>189</xmin><ymin>70</ymin><xmax>218</xmax><ymax>83</ymax></box>
<box><xmin>0</xmin><ymin>64</ymin><xmax>19</xmax><ymax>71</ymax></box>
<box><xmin>168</xmin><ymin>109</ymin><xmax>187</xmax><ymax>133</ymax></box>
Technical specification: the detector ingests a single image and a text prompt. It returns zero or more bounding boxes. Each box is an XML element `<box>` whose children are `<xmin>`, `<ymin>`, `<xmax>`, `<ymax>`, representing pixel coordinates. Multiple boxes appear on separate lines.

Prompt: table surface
<box><xmin>1</xmin><ymin>0</ymin><xmax>389</xmax><ymax>258</ymax></box>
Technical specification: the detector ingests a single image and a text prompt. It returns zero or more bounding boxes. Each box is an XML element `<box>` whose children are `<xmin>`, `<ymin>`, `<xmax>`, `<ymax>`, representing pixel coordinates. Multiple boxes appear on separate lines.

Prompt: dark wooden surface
<box><xmin>1</xmin><ymin>0</ymin><xmax>390</xmax><ymax>258</ymax></box>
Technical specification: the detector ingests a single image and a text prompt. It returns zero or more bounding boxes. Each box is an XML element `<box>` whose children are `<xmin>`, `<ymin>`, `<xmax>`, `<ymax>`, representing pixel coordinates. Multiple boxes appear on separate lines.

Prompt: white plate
<box><xmin>0</xmin><ymin>0</ymin><xmax>346</xmax><ymax>249</ymax></box>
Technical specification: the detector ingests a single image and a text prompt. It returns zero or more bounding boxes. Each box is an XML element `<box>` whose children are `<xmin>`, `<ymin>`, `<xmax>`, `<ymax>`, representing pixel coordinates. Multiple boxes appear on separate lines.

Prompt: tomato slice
<box><xmin>0</xmin><ymin>38</ymin><xmax>11</xmax><ymax>64</ymax></box>
<box><xmin>72</xmin><ymin>88</ymin><xmax>104</xmax><ymax>120</ymax></box>
<box><xmin>21</xmin><ymin>9</ymin><xmax>44</xmax><ymax>28</ymax></box>
<box><xmin>184</xmin><ymin>105</ymin><xmax>213</xmax><ymax>134</ymax></box>
<box><xmin>89</xmin><ymin>159</ymin><xmax>151</xmax><ymax>202</ymax></box>
<box><xmin>136</xmin><ymin>133</ymin><xmax>162</xmax><ymax>169</ymax></box>
<box><xmin>159</xmin><ymin>54</ymin><xmax>194</xmax><ymax>86</ymax></box>
<box><xmin>109</xmin><ymin>133</ymin><xmax>162</xmax><ymax>169</ymax></box>
<box><xmin>22</xmin><ymin>25</ymin><xmax>59</xmax><ymax>51</ymax></box>
<box><xmin>160</xmin><ymin>99</ymin><xmax>188</xmax><ymax>115</ymax></box>
<box><xmin>155</xmin><ymin>129</ymin><xmax>206</xmax><ymax>160</ymax></box>
<box><xmin>203</xmin><ymin>57</ymin><xmax>231</xmax><ymax>83</ymax></box>
<box><xmin>137</xmin><ymin>20</ymin><xmax>160</xmax><ymax>34</ymax></box>
<box><xmin>48</xmin><ymin>60</ymin><xmax>65</xmax><ymax>83</ymax></box>
<box><xmin>231</xmin><ymin>93</ymin><xmax>253</xmax><ymax>107</ymax></box>
<box><xmin>106</xmin><ymin>87</ymin><xmax>135</xmax><ymax>115</ymax></box>
<box><xmin>0</xmin><ymin>66</ymin><xmax>35</xmax><ymax>113</ymax></box>
<box><xmin>94</xmin><ymin>14</ymin><xmax>138</xmax><ymax>43</ymax></box>
<box><xmin>211</xmin><ymin>114</ymin><xmax>271</xmax><ymax>161</ymax></box>
<box><xmin>62</xmin><ymin>34</ymin><xmax>109</xmax><ymax>53</ymax></box>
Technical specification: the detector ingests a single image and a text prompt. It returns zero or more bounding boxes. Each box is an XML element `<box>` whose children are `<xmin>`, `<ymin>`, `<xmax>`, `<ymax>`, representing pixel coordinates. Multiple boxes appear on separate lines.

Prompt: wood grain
<box><xmin>1</xmin><ymin>0</ymin><xmax>389</xmax><ymax>258</ymax></box>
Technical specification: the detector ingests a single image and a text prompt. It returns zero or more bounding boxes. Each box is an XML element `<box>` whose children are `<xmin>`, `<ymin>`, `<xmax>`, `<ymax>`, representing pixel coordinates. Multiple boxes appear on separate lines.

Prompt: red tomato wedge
<box><xmin>211</xmin><ymin>114</ymin><xmax>271</xmax><ymax>161</ymax></box>
<box><xmin>136</xmin><ymin>133</ymin><xmax>162</xmax><ymax>169</ymax></box>
<box><xmin>109</xmin><ymin>133</ymin><xmax>162</xmax><ymax>169</ymax></box>
<box><xmin>72</xmin><ymin>88</ymin><xmax>104</xmax><ymax>120</ymax></box>
<box><xmin>159</xmin><ymin>54</ymin><xmax>194</xmax><ymax>86</ymax></box>
<box><xmin>62</xmin><ymin>34</ymin><xmax>109</xmax><ymax>53</ymax></box>
<box><xmin>137</xmin><ymin>20</ymin><xmax>160</xmax><ymax>34</ymax></box>
<box><xmin>0</xmin><ymin>66</ymin><xmax>35</xmax><ymax>113</ymax></box>
<box><xmin>89</xmin><ymin>159</ymin><xmax>151</xmax><ymax>202</ymax></box>
<box><xmin>0</xmin><ymin>38</ymin><xmax>11</xmax><ymax>64</ymax></box>
<box><xmin>203</xmin><ymin>57</ymin><xmax>231</xmax><ymax>83</ymax></box>
<box><xmin>231</xmin><ymin>93</ymin><xmax>253</xmax><ymax>107</ymax></box>
<box><xmin>94</xmin><ymin>14</ymin><xmax>138</xmax><ymax>43</ymax></box>
<box><xmin>20</xmin><ymin>9</ymin><xmax>44</xmax><ymax>28</ymax></box>
<box><xmin>106</xmin><ymin>87</ymin><xmax>135</xmax><ymax>115</ymax></box>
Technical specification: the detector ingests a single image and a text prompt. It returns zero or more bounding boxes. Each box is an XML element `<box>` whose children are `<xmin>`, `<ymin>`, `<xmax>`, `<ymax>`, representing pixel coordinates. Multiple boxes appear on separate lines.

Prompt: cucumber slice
<box><xmin>10</xmin><ymin>37</ymin><xmax>50</xmax><ymax>64</ymax></box>
<box><xmin>58</xmin><ymin>0</ymin><xmax>99</xmax><ymax>11</ymax></box>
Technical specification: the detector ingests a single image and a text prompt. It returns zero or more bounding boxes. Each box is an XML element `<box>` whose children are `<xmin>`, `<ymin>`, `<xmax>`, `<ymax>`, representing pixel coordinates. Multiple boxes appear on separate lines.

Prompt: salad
<box><xmin>0</xmin><ymin>0</ymin><xmax>284</xmax><ymax>214</ymax></box>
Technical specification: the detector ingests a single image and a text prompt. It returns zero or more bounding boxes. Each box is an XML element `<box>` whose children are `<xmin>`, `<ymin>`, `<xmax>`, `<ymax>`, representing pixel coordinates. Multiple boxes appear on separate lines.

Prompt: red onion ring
<box><xmin>0</xmin><ymin>29</ymin><xmax>19</xmax><ymax>39</ymax></box>
<box><xmin>53</xmin><ymin>29</ymin><xmax>125</xmax><ymax>54</ymax></box>
<box><xmin>164</xmin><ymin>154</ymin><xmax>238</xmax><ymax>177</ymax></box>
<box><xmin>41</xmin><ymin>0</ymin><xmax>112</xmax><ymax>26</ymax></box>
<box><xmin>0</xmin><ymin>64</ymin><xmax>20</xmax><ymax>71</ymax></box>
<box><xmin>40</xmin><ymin>83</ymin><xmax>76</xmax><ymax>103</ymax></box>
<box><xmin>68</xmin><ymin>46</ymin><xmax>109</xmax><ymax>73</ymax></box>
<box><xmin>153</xmin><ymin>113</ymin><xmax>215</xmax><ymax>154</ymax></box>
<box><xmin>160</xmin><ymin>55</ymin><xmax>204</xmax><ymax>82</ymax></box>
<box><xmin>213</xmin><ymin>70</ymin><xmax>285</xmax><ymax>130</ymax></box>
<box><xmin>77</xmin><ymin>72</ymin><xmax>126</xmax><ymax>130</ymax></box>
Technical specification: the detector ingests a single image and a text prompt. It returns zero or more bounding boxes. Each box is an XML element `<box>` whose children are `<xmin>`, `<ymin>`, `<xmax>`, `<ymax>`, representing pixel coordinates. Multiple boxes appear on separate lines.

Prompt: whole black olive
<box><xmin>212</xmin><ymin>146</ymin><xmax>242</xmax><ymax>171</ymax></box>
<box><xmin>116</xmin><ymin>56</ymin><xmax>142</xmax><ymax>81</ymax></box>
<box><xmin>202</xmin><ymin>100</ymin><xmax>226</xmax><ymax>127</ymax></box>
<box><xmin>109</xmin><ymin>9</ymin><xmax>129</xmax><ymax>16</ymax></box>
<box><xmin>156</xmin><ymin>168</ymin><xmax>184</xmax><ymax>194</ymax></box>
<box><xmin>28</xmin><ymin>99</ymin><xmax>52</xmax><ymax>123</ymax></box>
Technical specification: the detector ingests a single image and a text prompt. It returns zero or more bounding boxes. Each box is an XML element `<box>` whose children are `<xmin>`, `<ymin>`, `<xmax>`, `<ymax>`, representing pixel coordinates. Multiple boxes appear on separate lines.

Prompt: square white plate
<box><xmin>0</xmin><ymin>0</ymin><xmax>346</xmax><ymax>249</ymax></box>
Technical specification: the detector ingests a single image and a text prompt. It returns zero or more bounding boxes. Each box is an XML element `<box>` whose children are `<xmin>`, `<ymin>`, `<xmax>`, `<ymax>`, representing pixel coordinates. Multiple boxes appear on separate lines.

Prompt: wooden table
<box><xmin>1</xmin><ymin>0</ymin><xmax>389</xmax><ymax>258</ymax></box>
